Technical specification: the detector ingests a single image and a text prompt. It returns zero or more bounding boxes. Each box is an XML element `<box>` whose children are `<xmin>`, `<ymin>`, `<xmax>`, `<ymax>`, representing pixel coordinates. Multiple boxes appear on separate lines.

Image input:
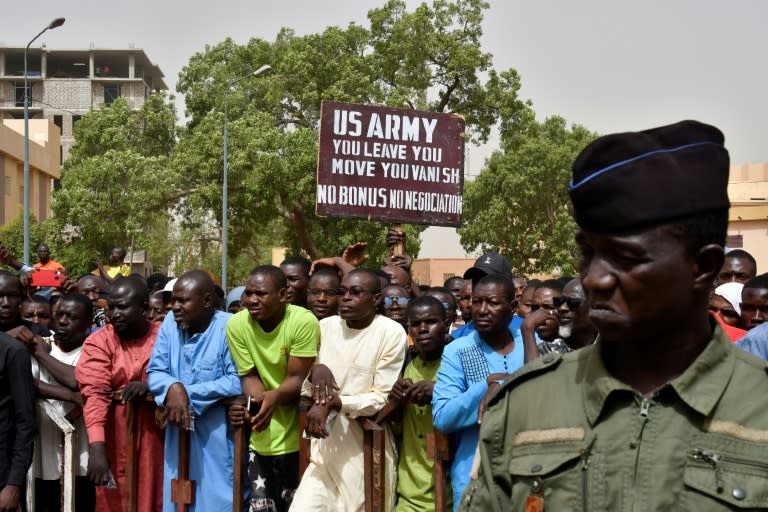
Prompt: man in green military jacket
<box><xmin>462</xmin><ymin>120</ymin><xmax>768</xmax><ymax>511</ymax></box>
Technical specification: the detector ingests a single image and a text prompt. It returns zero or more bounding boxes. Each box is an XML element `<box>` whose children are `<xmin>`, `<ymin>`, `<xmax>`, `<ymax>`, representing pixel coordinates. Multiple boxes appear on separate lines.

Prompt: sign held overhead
<box><xmin>316</xmin><ymin>100</ymin><xmax>465</xmax><ymax>227</ymax></box>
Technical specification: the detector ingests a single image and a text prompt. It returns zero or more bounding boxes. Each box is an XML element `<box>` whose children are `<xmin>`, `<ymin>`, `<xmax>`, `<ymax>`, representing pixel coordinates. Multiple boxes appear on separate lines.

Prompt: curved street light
<box><xmin>221</xmin><ymin>64</ymin><xmax>271</xmax><ymax>290</ymax></box>
<box><xmin>24</xmin><ymin>17</ymin><xmax>65</xmax><ymax>264</ymax></box>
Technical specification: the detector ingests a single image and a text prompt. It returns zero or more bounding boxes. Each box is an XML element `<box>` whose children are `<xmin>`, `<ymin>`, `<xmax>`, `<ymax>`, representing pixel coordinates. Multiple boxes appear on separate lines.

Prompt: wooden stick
<box><xmin>390</xmin><ymin>224</ymin><xmax>404</xmax><ymax>257</ymax></box>
<box><xmin>171</xmin><ymin>426</ymin><xmax>194</xmax><ymax>512</ymax></box>
<box><xmin>124</xmin><ymin>400</ymin><xmax>138</xmax><ymax>512</ymax></box>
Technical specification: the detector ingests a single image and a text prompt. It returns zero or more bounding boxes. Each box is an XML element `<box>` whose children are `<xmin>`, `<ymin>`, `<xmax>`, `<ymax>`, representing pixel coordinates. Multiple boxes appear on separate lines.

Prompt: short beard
<box><xmin>558</xmin><ymin>324</ymin><xmax>572</xmax><ymax>339</ymax></box>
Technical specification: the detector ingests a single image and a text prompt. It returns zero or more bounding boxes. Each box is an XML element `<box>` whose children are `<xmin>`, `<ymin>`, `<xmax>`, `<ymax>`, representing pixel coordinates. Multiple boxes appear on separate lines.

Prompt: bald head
<box><xmin>176</xmin><ymin>270</ymin><xmax>215</xmax><ymax>296</ymax></box>
<box><xmin>171</xmin><ymin>270</ymin><xmax>216</xmax><ymax>333</ymax></box>
<box><xmin>382</xmin><ymin>265</ymin><xmax>410</xmax><ymax>289</ymax></box>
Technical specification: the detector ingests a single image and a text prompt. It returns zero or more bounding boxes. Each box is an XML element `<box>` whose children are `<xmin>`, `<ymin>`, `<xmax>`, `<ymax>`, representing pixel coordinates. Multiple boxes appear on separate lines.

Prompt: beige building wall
<box><xmin>411</xmin><ymin>258</ymin><xmax>475</xmax><ymax>287</ymax></box>
<box><xmin>728</xmin><ymin>162</ymin><xmax>768</xmax><ymax>271</ymax></box>
<box><xmin>0</xmin><ymin>119</ymin><xmax>60</xmax><ymax>226</ymax></box>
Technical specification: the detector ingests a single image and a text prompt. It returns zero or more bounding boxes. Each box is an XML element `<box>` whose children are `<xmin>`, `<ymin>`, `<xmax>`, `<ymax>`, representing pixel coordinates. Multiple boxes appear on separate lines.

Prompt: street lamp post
<box><xmin>24</xmin><ymin>17</ymin><xmax>65</xmax><ymax>264</ymax></box>
<box><xmin>221</xmin><ymin>64</ymin><xmax>271</xmax><ymax>291</ymax></box>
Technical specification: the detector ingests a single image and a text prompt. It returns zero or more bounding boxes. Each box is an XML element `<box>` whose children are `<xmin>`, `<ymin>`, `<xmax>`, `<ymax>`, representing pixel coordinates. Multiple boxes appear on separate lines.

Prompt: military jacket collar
<box><xmin>582</xmin><ymin>324</ymin><xmax>734</xmax><ymax>426</ymax></box>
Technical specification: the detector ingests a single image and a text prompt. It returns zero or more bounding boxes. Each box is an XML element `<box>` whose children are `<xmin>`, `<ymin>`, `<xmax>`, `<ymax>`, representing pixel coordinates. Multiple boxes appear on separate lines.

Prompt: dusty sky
<box><xmin>4</xmin><ymin>0</ymin><xmax>766</xmax><ymax>257</ymax></box>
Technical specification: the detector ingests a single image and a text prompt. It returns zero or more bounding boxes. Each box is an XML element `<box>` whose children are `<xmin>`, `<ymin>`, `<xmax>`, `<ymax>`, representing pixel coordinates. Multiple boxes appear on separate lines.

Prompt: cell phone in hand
<box><xmin>247</xmin><ymin>395</ymin><xmax>262</xmax><ymax>416</ymax></box>
<box><xmin>29</xmin><ymin>269</ymin><xmax>66</xmax><ymax>287</ymax></box>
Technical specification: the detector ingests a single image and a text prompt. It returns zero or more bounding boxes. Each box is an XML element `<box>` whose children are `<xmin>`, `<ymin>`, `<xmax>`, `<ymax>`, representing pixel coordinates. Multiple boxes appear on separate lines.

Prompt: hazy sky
<box><xmin>4</xmin><ymin>0</ymin><xmax>767</xmax><ymax>257</ymax></box>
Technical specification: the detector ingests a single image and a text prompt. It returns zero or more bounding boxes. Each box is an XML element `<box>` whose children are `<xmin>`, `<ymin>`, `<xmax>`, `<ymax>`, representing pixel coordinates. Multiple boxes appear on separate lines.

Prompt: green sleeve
<box><xmin>287</xmin><ymin>309</ymin><xmax>320</xmax><ymax>358</ymax></box>
<box><xmin>225</xmin><ymin>313</ymin><xmax>254</xmax><ymax>376</ymax></box>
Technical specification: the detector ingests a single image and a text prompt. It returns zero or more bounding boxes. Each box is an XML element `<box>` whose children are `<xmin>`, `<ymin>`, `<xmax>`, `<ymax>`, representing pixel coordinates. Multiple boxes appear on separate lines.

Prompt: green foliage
<box><xmin>0</xmin><ymin>213</ymin><xmax>52</xmax><ymax>272</ymax></box>
<box><xmin>173</xmin><ymin>0</ymin><xmax>527</xmax><ymax>263</ymax></box>
<box><xmin>459</xmin><ymin>116</ymin><xmax>598</xmax><ymax>276</ymax></box>
<box><xmin>51</xmin><ymin>94</ymin><xmax>178</xmax><ymax>276</ymax></box>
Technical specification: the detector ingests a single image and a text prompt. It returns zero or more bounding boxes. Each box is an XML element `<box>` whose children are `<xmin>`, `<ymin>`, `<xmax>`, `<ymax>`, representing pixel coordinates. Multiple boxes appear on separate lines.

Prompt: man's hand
<box><xmin>155</xmin><ymin>407</ymin><xmax>168</xmax><ymax>429</ymax></box>
<box><xmin>477</xmin><ymin>373</ymin><xmax>513</xmax><ymax>425</ymax></box>
<box><xmin>341</xmin><ymin>242</ymin><xmax>369</xmax><ymax>267</ymax></box>
<box><xmin>408</xmin><ymin>380</ymin><xmax>435</xmax><ymax>406</ymax></box>
<box><xmin>120</xmin><ymin>381</ymin><xmax>149</xmax><ymax>403</ymax></box>
<box><xmin>305</xmin><ymin>395</ymin><xmax>341</xmax><ymax>439</ymax></box>
<box><xmin>389</xmin><ymin>378</ymin><xmax>413</xmax><ymax>401</ymax></box>
<box><xmin>69</xmin><ymin>391</ymin><xmax>84</xmax><ymax>407</ymax></box>
<box><xmin>87</xmin><ymin>442</ymin><xmax>111</xmax><ymax>486</ymax></box>
<box><xmin>385</xmin><ymin>227</ymin><xmax>406</xmax><ymax>248</ymax></box>
<box><xmin>310</xmin><ymin>257</ymin><xmax>338</xmax><ymax>275</ymax></box>
<box><xmin>59</xmin><ymin>276</ymin><xmax>78</xmax><ymax>294</ymax></box>
<box><xmin>228</xmin><ymin>401</ymin><xmax>248</xmax><ymax>427</ymax></box>
<box><xmin>523</xmin><ymin>307</ymin><xmax>553</xmax><ymax>333</ymax></box>
<box><xmin>0</xmin><ymin>484</ymin><xmax>20</xmax><ymax>512</ymax></box>
<box><xmin>310</xmin><ymin>364</ymin><xmax>339</xmax><ymax>405</ymax></box>
<box><xmin>250</xmin><ymin>389</ymin><xmax>278</xmax><ymax>433</ymax></box>
<box><xmin>0</xmin><ymin>244</ymin><xmax>11</xmax><ymax>266</ymax></box>
<box><xmin>23</xmin><ymin>333</ymin><xmax>52</xmax><ymax>358</ymax></box>
<box><xmin>384</xmin><ymin>253</ymin><xmax>413</xmax><ymax>273</ymax></box>
<box><xmin>164</xmin><ymin>382</ymin><xmax>191</xmax><ymax>430</ymax></box>
<box><xmin>6</xmin><ymin>325</ymin><xmax>36</xmax><ymax>345</ymax></box>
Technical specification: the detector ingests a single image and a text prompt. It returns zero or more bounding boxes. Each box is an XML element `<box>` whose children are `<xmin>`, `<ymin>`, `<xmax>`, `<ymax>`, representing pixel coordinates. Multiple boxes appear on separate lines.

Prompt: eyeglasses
<box><xmin>529</xmin><ymin>303</ymin><xmax>558</xmax><ymax>312</ymax></box>
<box><xmin>336</xmin><ymin>286</ymin><xmax>368</xmax><ymax>297</ymax></box>
<box><xmin>308</xmin><ymin>288</ymin><xmax>340</xmax><ymax>297</ymax></box>
<box><xmin>553</xmin><ymin>296</ymin><xmax>583</xmax><ymax>310</ymax></box>
<box><xmin>708</xmin><ymin>305</ymin><xmax>740</xmax><ymax>319</ymax></box>
<box><xmin>383</xmin><ymin>296</ymin><xmax>409</xmax><ymax>307</ymax></box>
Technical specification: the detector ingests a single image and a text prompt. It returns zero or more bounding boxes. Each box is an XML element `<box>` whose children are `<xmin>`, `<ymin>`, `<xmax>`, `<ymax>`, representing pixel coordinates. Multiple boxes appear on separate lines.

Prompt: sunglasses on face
<box><xmin>552</xmin><ymin>296</ymin><xmax>584</xmax><ymax>311</ymax></box>
<box><xmin>383</xmin><ymin>296</ymin><xmax>409</xmax><ymax>307</ymax></box>
<box><xmin>708</xmin><ymin>305</ymin><xmax>740</xmax><ymax>319</ymax></box>
<box><xmin>336</xmin><ymin>286</ymin><xmax>368</xmax><ymax>297</ymax></box>
<box><xmin>308</xmin><ymin>288</ymin><xmax>340</xmax><ymax>297</ymax></box>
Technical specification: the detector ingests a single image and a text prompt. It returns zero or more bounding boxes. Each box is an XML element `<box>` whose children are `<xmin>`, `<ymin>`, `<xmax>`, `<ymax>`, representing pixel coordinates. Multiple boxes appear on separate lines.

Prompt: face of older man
<box><xmin>471</xmin><ymin>281</ymin><xmax>514</xmax><ymax>337</ymax></box>
<box><xmin>338</xmin><ymin>272</ymin><xmax>380</xmax><ymax>330</ymax></box>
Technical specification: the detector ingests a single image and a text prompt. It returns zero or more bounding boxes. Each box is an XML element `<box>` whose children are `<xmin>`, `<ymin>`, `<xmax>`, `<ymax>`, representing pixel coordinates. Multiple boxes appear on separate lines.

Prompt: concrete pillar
<box><xmin>0</xmin><ymin>51</ymin><xmax>5</xmax><ymax>76</ymax></box>
<box><xmin>128</xmin><ymin>53</ymin><xmax>135</xmax><ymax>78</ymax></box>
<box><xmin>41</xmin><ymin>52</ymin><xmax>47</xmax><ymax>78</ymax></box>
<box><xmin>89</xmin><ymin>52</ymin><xmax>94</xmax><ymax>78</ymax></box>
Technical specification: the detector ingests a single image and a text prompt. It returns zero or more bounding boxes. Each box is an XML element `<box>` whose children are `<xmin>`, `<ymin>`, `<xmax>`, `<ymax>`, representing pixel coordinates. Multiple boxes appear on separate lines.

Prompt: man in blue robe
<box><xmin>148</xmin><ymin>270</ymin><xmax>243</xmax><ymax>512</ymax></box>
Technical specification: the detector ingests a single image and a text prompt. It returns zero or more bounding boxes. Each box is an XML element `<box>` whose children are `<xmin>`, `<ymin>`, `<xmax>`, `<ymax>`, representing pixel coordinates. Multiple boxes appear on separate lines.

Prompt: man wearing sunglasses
<box><xmin>523</xmin><ymin>278</ymin><xmax>596</xmax><ymax>362</ymax></box>
<box><xmin>292</xmin><ymin>269</ymin><xmax>406</xmax><ymax>511</ymax></box>
<box><xmin>465</xmin><ymin>121</ymin><xmax>768</xmax><ymax>511</ymax></box>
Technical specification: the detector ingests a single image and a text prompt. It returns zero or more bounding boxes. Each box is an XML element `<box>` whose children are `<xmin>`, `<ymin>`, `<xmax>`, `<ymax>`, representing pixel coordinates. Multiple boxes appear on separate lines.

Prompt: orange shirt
<box><xmin>34</xmin><ymin>259</ymin><xmax>64</xmax><ymax>271</ymax></box>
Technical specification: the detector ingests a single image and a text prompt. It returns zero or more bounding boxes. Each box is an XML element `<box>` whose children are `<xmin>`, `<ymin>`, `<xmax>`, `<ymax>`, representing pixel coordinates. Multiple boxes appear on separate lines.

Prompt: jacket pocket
<box><xmin>507</xmin><ymin>438</ymin><xmax>598</xmax><ymax>510</ymax></box>
<box><xmin>684</xmin><ymin>433</ymin><xmax>768</xmax><ymax>509</ymax></box>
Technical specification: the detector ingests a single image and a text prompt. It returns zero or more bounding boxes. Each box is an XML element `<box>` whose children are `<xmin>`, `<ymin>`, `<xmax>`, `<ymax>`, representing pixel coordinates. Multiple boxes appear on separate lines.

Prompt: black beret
<box><xmin>569</xmin><ymin>120</ymin><xmax>730</xmax><ymax>232</ymax></box>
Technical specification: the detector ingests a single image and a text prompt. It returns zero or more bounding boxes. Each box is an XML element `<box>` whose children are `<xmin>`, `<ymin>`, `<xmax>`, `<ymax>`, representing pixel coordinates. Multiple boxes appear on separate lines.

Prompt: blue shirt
<box><xmin>147</xmin><ymin>310</ymin><xmax>243</xmax><ymax>512</ymax></box>
<box><xmin>736</xmin><ymin>323</ymin><xmax>768</xmax><ymax>360</ymax></box>
<box><xmin>432</xmin><ymin>328</ymin><xmax>524</xmax><ymax>510</ymax></box>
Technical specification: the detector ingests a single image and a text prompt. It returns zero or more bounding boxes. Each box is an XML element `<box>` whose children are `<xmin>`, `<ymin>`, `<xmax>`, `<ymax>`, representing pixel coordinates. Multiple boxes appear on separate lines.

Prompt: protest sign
<box><xmin>316</xmin><ymin>100</ymin><xmax>465</xmax><ymax>226</ymax></box>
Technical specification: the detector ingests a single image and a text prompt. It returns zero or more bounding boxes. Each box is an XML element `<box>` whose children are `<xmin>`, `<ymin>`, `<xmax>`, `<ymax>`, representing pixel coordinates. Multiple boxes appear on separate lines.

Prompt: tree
<box><xmin>50</xmin><ymin>95</ymin><xmax>178</xmax><ymax>276</ymax></box>
<box><xmin>0</xmin><ymin>214</ymin><xmax>53</xmax><ymax>272</ymax></box>
<box><xmin>173</xmin><ymin>0</ymin><xmax>529</xmax><ymax>264</ymax></box>
<box><xmin>459</xmin><ymin>116</ymin><xmax>598</xmax><ymax>276</ymax></box>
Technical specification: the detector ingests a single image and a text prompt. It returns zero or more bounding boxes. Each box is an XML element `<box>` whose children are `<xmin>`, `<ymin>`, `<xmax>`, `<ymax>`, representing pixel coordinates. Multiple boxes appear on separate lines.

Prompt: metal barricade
<box><xmin>26</xmin><ymin>399</ymin><xmax>77</xmax><ymax>512</ymax></box>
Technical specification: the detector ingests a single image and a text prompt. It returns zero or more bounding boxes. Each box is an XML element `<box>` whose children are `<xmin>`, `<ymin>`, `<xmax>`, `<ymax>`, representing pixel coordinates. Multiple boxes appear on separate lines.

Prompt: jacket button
<box><xmin>542</xmin><ymin>354</ymin><xmax>554</xmax><ymax>363</ymax></box>
<box><xmin>530</xmin><ymin>464</ymin><xmax>542</xmax><ymax>473</ymax></box>
<box><xmin>732</xmin><ymin>488</ymin><xmax>746</xmax><ymax>500</ymax></box>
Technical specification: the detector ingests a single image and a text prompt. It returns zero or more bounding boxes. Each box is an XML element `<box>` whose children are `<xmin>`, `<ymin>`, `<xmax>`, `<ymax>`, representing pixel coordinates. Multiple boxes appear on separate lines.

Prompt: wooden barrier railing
<box><xmin>115</xmin><ymin>393</ymin><xmax>248</xmax><ymax>512</ymax></box>
<box><xmin>116</xmin><ymin>393</ymin><xmax>450</xmax><ymax>512</ymax></box>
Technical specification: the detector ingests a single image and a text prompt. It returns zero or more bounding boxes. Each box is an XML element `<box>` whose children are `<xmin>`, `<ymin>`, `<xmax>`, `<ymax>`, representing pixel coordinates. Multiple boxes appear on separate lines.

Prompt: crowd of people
<box><xmin>2</xmin><ymin>119</ymin><xmax>768</xmax><ymax>512</ymax></box>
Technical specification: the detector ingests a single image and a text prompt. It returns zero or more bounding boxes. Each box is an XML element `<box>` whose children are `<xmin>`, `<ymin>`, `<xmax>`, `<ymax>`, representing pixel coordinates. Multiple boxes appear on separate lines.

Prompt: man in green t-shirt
<box><xmin>389</xmin><ymin>295</ymin><xmax>452</xmax><ymax>512</ymax></box>
<box><xmin>226</xmin><ymin>265</ymin><xmax>320</xmax><ymax>512</ymax></box>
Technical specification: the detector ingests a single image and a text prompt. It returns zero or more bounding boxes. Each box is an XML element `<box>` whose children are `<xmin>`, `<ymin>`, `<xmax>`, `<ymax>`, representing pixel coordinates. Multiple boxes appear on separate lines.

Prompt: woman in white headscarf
<box><xmin>710</xmin><ymin>282</ymin><xmax>743</xmax><ymax>328</ymax></box>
